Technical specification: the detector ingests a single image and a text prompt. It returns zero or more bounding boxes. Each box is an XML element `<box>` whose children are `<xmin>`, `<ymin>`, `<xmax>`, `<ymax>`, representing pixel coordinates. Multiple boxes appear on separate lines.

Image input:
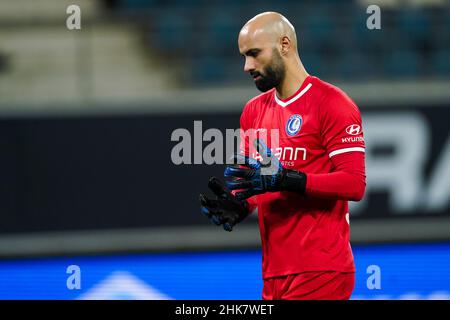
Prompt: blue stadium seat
<box><xmin>384</xmin><ymin>51</ymin><xmax>421</xmax><ymax>78</ymax></box>
<box><xmin>302</xmin><ymin>51</ymin><xmax>329</xmax><ymax>78</ymax></box>
<box><xmin>206</xmin><ymin>10</ymin><xmax>240</xmax><ymax>51</ymax></box>
<box><xmin>151</xmin><ymin>11</ymin><xmax>191</xmax><ymax>52</ymax></box>
<box><xmin>396</xmin><ymin>9</ymin><xmax>430</xmax><ymax>42</ymax></box>
<box><xmin>431</xmin><ymin>50</ymin><xmax>450</xmax><ymax>77</ymax></box>
<box><xmin>190</xmin><ymin>56</ymin><xmax>227</xmax><ymax>84</ymax></box>
<box><xmin>135</xmin><ymin>1</ymin><xmax>449</xmax><ymax>83</ymax></box>
<box><xmin>303</xmin><ymin>6</ymin><xmax>336</xmax><ymax>51</ymax></box>
<box><xmin>335</xmin><ymin>52</ymin><xmax>373</xmax><ymax>79</ymax></box>
<box><xmin>439</xmin><ymin>9</ymin><xmax>450</xmax><ymax>50</ymax></box>
<box><xmin>117</xmin><ymin>0</ymin><xmax>158</xmax><ymax>10</ymax></box>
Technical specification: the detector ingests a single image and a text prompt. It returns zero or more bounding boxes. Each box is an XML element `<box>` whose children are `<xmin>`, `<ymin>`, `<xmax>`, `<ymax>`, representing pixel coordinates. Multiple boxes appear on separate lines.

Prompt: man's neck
<box><xmin>276</xmin><ymin>66</ymin><xmax>309</xmax><ymax>100</ymax></box>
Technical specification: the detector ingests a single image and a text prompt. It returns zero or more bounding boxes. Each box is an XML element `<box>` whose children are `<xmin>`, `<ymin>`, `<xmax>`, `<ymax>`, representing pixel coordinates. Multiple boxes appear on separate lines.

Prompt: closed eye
<box><xmin>244</xmin><ymin>49</ymin><xmax>261</xmax><ymax>58</ymax></box>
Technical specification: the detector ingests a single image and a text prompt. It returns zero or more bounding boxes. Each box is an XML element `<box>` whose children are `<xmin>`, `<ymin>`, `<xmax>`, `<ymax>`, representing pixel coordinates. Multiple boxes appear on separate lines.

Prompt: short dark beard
<box><xmin>253</xmin><ymin>49</ymin><xmax>286</xmax><ymax>92</ymax></box>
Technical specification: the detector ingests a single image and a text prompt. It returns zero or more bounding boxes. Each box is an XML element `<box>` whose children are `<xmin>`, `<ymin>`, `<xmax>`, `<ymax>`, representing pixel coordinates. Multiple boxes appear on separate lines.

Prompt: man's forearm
<box><xmin>305</xmin><ymin>171</ymin><xmax>366</xmax><ymax>201</ymax></box>
<box><xmin>305</xmin><ymin>152</ymin><xmax>366</xmax><ymax>201</ymax></box>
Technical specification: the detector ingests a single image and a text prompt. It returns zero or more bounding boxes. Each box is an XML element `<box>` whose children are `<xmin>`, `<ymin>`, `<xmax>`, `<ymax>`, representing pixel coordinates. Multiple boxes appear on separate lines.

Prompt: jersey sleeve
<box><xmin>305</xmin><ymin>151</ymin><xmax>366</xmax><ymax>201</ymax></box>
<box><xmin>319</xmin><ymin>87</ymin><xmax>365</xmax><ymax>158</ymax></box>
<box><xmin>304</xmin><ymin>88</ymin><xmax>366</xmax><ymax>201</ymax></box>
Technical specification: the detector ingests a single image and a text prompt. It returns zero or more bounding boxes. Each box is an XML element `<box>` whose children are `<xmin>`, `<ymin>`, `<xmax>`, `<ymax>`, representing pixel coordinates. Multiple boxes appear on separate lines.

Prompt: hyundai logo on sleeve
<box><xmin>286</xmin><ymin>114</ymin><xmax>303</xmax><ymax>136</ymax></box>
<box><xmin>345</xmin><ymin>124</ymin><xmax>362</xmax><ymax>135</ymax></box>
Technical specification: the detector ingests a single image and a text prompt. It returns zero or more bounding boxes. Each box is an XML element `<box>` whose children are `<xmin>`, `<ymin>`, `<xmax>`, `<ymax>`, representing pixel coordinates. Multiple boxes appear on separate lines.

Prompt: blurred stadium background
<box><xmin>0</xmin><ymin>0</ymin><xmax>449</xmax><ymax>299</ymax></box>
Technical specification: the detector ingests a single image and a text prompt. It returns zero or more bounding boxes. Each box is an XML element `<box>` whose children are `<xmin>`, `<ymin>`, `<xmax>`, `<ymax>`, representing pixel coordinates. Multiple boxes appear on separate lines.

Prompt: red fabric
<box><xmin>262</xmin><ymin>271</ymin><xmax>355</xmax><ymax>300</ymax></box>
<box><xmin>239</xmin><ymin>75</ymin><xmax>366</xmax><ymax>279</ymax></box>
<box><xmin>306</xmin><ymin>152</ymin><xmax>366</xmax><ymax>201</ymax></box>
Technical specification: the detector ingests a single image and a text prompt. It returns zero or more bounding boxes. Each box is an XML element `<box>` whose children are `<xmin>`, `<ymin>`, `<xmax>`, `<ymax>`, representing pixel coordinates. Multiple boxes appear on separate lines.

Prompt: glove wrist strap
<box><xmin>279</xmin><ymin>170</ymin><xmax>307</xmax><ymax>194</ymax></box>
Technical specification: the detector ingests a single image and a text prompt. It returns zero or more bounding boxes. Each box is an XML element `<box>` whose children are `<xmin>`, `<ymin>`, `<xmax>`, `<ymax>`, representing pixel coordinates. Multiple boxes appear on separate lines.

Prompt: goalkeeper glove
<box><xmin>224</xmin><ymin>138</ymin><xmax>307</xmax><ymax>200</ymax></box>
<box><xmin>199</xmin><ymin>176</ymin><xmax>250</xmax><ymax>232</ymax></box>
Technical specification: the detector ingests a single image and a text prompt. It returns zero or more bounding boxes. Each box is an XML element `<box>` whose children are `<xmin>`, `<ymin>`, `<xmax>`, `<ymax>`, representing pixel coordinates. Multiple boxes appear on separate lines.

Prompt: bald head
<box><xmin>239</xmin><ymin>12</ymin><xmax>298</xmax><ymax>53</ymax></box>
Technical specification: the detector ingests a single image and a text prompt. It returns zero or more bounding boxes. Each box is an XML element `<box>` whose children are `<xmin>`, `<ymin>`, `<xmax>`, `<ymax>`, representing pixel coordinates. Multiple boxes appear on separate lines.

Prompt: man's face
<box><xmin>238</xmin><ymin>30</ymin><xmax>286</xmax><ymax>92</ymax></box>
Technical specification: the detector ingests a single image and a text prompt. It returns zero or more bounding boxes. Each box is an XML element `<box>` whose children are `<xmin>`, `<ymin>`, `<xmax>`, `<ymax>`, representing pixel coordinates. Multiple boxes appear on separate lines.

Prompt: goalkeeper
<box><xmin>200</xmin><ymin>12</ymin><xmax>366</xmax><ymax>300</ymax></box>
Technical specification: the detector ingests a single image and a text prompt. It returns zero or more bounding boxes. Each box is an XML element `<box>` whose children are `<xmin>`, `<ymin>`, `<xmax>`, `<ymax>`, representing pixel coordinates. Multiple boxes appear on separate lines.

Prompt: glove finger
<box><xmin>224</xmin><ymin>166</ymin><xmax>255</xmax><ymax>179</ymax></box>
<box><xmin>201</xmin><ymin>203</ymin><xmax>222</xmax><ymax>218</ymax></box>
<box><xmin>201</xmin><ymin>206</ymin><xmax>224</xmax><ymax>227</ymax></box>
<box><xmin>254</xmin><ymin>138</ymin><xmax>272</xmax><ymax>166</ymax></box>
<box><xmin>225</xmin><ymin>180</ymin><xmax>253</xmax><ymax>190</ymax></box>
<box><xmin>254</xmin><ymin>138</ymin><xmax>271</xmax><ymax>157</ymax></box>
<box><xmin>210</xmin><ymin>214</ymin><xmax>223</xmax><ymax>226</ymax></box>
<box><xmin>235</xmin><ymin>189</ymin><xmax>259</xmax><ymax>201</ymax></box>
<box><xmin>222</xmin><ymin>214</ymin><xmax>237</xmax><ymax>232</ymax></box>
<box><xmin>199</xmin><ymin>193</ymin><xmax>217</xmax><ymax>208</ymax></box>
<box><xmin>201</xmin><ymin>206</ymin><xmax>211</xmax><ymax>218</ymax></box>
<box><xmin>208</xmin><ymin>176</ymin><xmax>238</xmax><ymax>201</ymax></box>
<box><xmin>200</xmin><ymin>194</ymin><xmax>224</xmax><ymax>217</ymax></box>
<box><xmin>223</xmin><ymin>222</ymin><xmax>233</xmax><ymax>232</ymax></box>
<box><xmin>229</xmin><ymin>154</ymin><xmax>260</xmax><ymax>170</ymax></box>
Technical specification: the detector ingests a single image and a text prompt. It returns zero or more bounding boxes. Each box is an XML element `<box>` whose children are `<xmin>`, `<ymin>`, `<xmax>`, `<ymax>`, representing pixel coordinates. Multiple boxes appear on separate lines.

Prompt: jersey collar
<box><xmin>274</xmin><ymin>77</ymin><xmax>312</xmax><ymax>107</ymax></box>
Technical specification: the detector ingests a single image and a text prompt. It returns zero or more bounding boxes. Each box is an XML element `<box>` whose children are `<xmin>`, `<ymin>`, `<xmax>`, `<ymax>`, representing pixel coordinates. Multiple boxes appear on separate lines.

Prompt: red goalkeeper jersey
<box><xmin>239</xmin><ymin>75</ymin><xmax>366</xmax><ymax>279</ymax></box>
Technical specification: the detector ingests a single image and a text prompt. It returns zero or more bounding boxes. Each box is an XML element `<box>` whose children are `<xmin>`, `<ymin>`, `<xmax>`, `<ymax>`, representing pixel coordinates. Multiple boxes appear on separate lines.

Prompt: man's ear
<box><xmin>280</xmin><ymin>36</ymin><xmax>291</xmax><ymax>55</ymax></box>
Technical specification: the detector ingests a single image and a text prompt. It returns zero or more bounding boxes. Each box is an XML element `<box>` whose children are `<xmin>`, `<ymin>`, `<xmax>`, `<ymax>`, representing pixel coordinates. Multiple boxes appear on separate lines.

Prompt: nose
<box><xmin>244</xmin><ymin>57</ymin><xmax>255</xmax><ymax>73</ymax></box>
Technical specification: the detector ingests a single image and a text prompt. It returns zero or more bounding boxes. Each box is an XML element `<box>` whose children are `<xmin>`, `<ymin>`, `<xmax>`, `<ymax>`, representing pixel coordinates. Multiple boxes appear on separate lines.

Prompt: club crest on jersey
<box><xmin>285</xmin><ymin>114</ymin><xmax>303</xmax><ymax>137</ymax></box>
